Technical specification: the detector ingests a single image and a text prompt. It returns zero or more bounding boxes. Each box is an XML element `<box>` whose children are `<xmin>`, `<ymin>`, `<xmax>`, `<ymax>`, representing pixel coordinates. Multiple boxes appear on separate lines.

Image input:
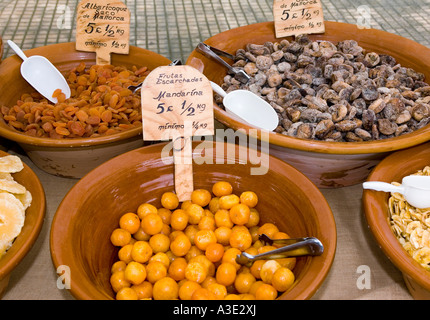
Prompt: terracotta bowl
<box><xmin>0</xmin><ymin>42</ymin><xmax>171</xmax><ymax>178</ymax></box>
<box><xmin>0</xmin><ymin>151</ymin><xmax>46</xmax><ymax>298</ymax></box>
<box><xmin>50</xmin><ymin>141</ymin><xmax>336</xmax><ymax>300</ymax></box>
<box><xmin>363</xmin><ymin>142</ymin><xmax>430</xmax><ymax>300</ymax></box>
<box><xmin>186</xmin><ymin>21</ymin><xmax>430</xmax><ymax>188</ymax></box>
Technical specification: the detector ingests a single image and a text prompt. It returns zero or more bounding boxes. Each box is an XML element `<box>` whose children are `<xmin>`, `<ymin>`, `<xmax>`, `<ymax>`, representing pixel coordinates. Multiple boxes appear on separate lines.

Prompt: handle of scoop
<box><xmin>363</xmin><ymin>181</ymin><xmax>405</xmax><ymax>194</ymax></box>
<box><xmin>210</xmin><ymin>81</ymin><xmax>227</xmax><ymax>98</ymax></box>
<box><xmin>7</xmin><ymin>40</ymin><xmax>28</xmax><ymax>61</ymax></box>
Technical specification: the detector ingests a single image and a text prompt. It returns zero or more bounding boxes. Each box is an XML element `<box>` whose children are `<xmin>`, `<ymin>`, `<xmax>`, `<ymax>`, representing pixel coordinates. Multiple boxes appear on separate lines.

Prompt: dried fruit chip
<box><xmin>0</xmin><ymin>192</ymin><xmax>25</xmax><ymax>257</ymax></box>
<box><xmin>0</xmin><ymin>155</ymin><xmax>24</xmax><ymax>173</ymax></box>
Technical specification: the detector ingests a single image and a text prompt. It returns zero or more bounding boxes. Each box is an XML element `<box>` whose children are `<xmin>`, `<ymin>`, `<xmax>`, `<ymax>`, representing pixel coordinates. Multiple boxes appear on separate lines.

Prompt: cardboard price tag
<box><xmin>141</xmin><ymin>65</ymin><xmax>214</xmax><ymax>201</ymax></box>
<box><xmin>76</xmin><ymin>0</ymin><xmax>130</xmax><ymax>65</ymax></box>
<box><xmin>273</xmin><ymin>0</ymin><xmax>325</xmax><ymax>38</ymax></box>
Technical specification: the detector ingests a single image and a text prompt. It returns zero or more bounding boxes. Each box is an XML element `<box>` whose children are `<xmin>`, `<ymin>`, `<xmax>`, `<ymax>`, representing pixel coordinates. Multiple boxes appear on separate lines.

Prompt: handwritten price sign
<box><xmin>141</xmin><ymin>65</ymin><xmax>214</xmax><ymax>201</ymax></box>
<box><xmin>273</xmin><ymin>0</ymin><xmax>325</xmax><ymax>38</ymax></box>
<box><xmin>76</xmin><ymin>0</ymin><xmax>130</xmax><ymax>65</ymax></box>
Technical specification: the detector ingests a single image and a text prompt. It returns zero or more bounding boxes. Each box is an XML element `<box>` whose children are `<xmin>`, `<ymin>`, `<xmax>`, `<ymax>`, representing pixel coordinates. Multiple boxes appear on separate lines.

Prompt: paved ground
<box><xmin>1</xmin><ymin>0</ymin><xmax>429</xmax><ymax>62</ymax></box>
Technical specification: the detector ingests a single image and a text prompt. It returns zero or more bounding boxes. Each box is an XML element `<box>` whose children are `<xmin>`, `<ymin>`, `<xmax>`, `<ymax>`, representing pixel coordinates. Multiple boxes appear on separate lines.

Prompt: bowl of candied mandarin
<box><xmin>50</xmin><ymin>141</ymin><xmax>336</xmax><ymax>300</ymax></box>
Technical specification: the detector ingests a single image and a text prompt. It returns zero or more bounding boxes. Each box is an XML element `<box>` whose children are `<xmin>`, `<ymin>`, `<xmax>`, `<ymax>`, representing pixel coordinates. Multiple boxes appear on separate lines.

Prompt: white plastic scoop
<box><xmin>7</xmin><ymin>40</ymin><xmax>71</xmax><ymax>104</ymax></box>
<box><xmin>210</xmin><ymin>81</ymin><xmax>278</xmax><ymax>131</ymax></box>
<box><xmin>363</xmin><ymin>175</ymin><xmax>430</xmax><ymax>209</ymax></box>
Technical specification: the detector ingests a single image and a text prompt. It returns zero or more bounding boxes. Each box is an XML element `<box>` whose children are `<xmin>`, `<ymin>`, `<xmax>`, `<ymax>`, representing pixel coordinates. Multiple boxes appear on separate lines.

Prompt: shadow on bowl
<box><xmin>50</xmin><ymin>141</ymin><xmax>336</xmax><ymax>300</ymax></box>
<box><xmin>0</xmin><ymin>151</ymin><xmax>46</xmax><ymax>298</ymax></box>
<box><xmin>363</xmin><ymin>141</ymin><xmax>430</xmax><ymax>300</ymax></box>
<box><xmin>0</xmin><ymin>42</ymin><xmax>171</xmax><ymax>178</ymax></box>
<box><xmin>186</xmin><ymin>21</ymin><xmax>430</xmax><ymax>188</ymax></box>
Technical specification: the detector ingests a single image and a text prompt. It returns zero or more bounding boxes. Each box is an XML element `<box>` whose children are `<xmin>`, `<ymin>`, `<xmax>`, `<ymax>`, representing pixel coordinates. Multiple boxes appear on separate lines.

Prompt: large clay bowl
<box><xmin>0</xmin><ymin>151</ymin><xmax>46</xmax><ymax>298</ymax></box>
<box><xmin>186</xmin><ymin>21</ymin><xmax>430</xmax><ymax>188</ymax></box>
<box><xmin>50</xmin><ymin>141</ymin><xmax>336</xmax><ymax>300</ymax></box>
<box><xmin>363</xmin><ymin>141</ymin><xmax>430</xmax><ymax>300</ymax></box>
<box><xmin>0</xmin><ymin>42</ymin><xmax>171</xmax><ymax>178</ymax></box>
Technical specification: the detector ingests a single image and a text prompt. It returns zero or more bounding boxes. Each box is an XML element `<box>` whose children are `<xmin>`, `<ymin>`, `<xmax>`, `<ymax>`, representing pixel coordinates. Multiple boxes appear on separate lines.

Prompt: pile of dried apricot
<box><xmin>1</xmin><ymin>62</ymin><xmax>149</xmax><ymax>139</ymax></box>
<box><xmin>109</xmin><ymin>181</ymin><xmax>296</xmax><ymax>300</ymax></box>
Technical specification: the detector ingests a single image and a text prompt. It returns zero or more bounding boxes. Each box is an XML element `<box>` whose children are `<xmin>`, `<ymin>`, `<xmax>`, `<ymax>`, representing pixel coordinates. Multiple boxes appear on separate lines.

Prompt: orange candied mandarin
<box><xmin>116</xmin><ymin>287</ymin><xmax>138</xmax><ymax>300</ymax></box>
<box><xmin>214</xmin><ymin>226</ymin><xmax>232</xmax><ymax>246</ymax></box>
<box><xmin>178</xmin><ymin>280</ymin><xmax>201</xmax><ymax>300</ymax></box>
<box><xmin>119</xmin><ymin>212</ymin><xmax>141</xmax><ymax>234</ymax></box>
<box><xmin>111</xmin><ymin>260</ymin><xmax>127</xmax><ymax>274</ymax></box>
<box><xmin>110</xmin><ymin>228</ymin><xmax>132</xmax><ymax>247</ymax></box>
<box><xmin>152</xmin><ymin>277</ymin><xmax>179</xmax><ymax>300</ymax></box>
<box><xmin>229</xmin><ymin>226</ymin><xmax>252</xmax><ymax>251</ymax></box>
<box><xmin>272</xmin><ymin>267</ymin><xmax>295</xmax><ymax>292</ymax></box>
<box><xmin>194</xmin><ymin>229</ymin><xmax>217</xmax><ymax>251</ymax></box>
<box><xmin>184</xmin><ymin>225</ymin><xmax>199</xmax><ymax>245</ymax></box>
<box><xmin>205</xmin><ymin>242</ymin><xmax>224</xmax><ymax>263</ymax></box>
<box><xmin>208</xmin><ymin>197</ymin><xmax>220</xmax><ymax>214</ymax></box>
<box><xmin>234</xmin><ymin>272</ymin><xmax>256</xmax><ymax>294</ymax></box>
<box><xmin>214</xmin><ymin>209</ymin><xmax>233</xmax><ymax>228</ymax></box>
<box><xmin>250</xmin><ymin>260</ymin><xmax>265</xmax><ymax>280</ymax></box>
<box><xmin>257</xmin><ymin>223</ymin><xmax>280</xmax><ymax>238</ymax></box>
<box><xmin>149</xmin><ymin>233</ymin><xmax>170</xmax><ymax>253</ymax></box>
<box><xmin>186</xmin><ymin>203</ymin><xmax>205</xmax><ymax>225</ymax></box>
<box><xmin>170</xmin><ymin>209</ymin><xmax>189</xmax><ymax>231</ymax></box>
<box><xmin>260</xmin><ymin>260</ymin><xmax>282</xmax><ymax>284</ymax></box>
<box><xmin>191</xmin><ymin>287</ymin><xmax>217</xmax><ymax>300</ymax></box>
<box><xmin>245</xmin><ymin>208</ymin><xmax>260</xmax><ymax>228</ymax></box>
<box><xmin>137</xmin><ymin>203</ymin><xmax>158</xmax><ymax>219</ymax></box>
<box><xmin>198</xmin><ymin>215</ymin><xmax>216</xmax><ymax>231</ymax></box>
<box><xmin>141</xmin><ymin>212</ymin><xmax>163</xmax><ymax>235</ymax></box>
<box><xmin>131</xmin><ymin>281</ymin><xmax>153</xmax><ymax>300</ymax></box>
<box><xmin>218</xmin><ymin>194</ymin><xmax>240</xmax><ymax>210</ymax></box>
<box><xmin>184</xmin><ymin>261</ymin><xmax>208</xmax><ymax>284</ymax></box>
<box><xmin>146</xmin><ymin>261</ymin><xmax>167</xmax><ymax>284</ymax></box>
<box><xmin>239</xmin><ymin>191</ymin><xmax>259</xmax><ymax>208</ymax></box>
<box><xmin>255</xmin><ymin>283</ymin><xmax>278</xmax><ymax>300</ymax></box>
<box><xmin>118</xmin><ymin>244</ymin><xmax>133</xmax><ymax>264</ymax></box>
<box><xmin>131</xmin><ymin>241</ymin><xmax>153</xmax><ymax>263</ymax></box>
<box><xmin>191</xmin><ymin>189</ymin><xmax>212</xmax><ymax>207</ymax></box>
<box><xmin>168</xmin><ymin>257</ymin><xmax>188</xmax><ymax>281</ymax></box>
<box><xmin>221</xmin><ymin>247</ymin><xmax>241</xmax><ymax>270</ymax></box>
<box><xmin>229</xmin><ymin>203</ymin><xmax>251</xmax><ymax>225</ymax></box>
<box><xmin>161</xmin><ymin>191</ymin><xmax>180</xmax><ymax>210</ymax></box>
<box><xmin>216</xmin><ymin>262</ymin><xmax>237</xmax><ymax>287</ymax></box>
<box><xmin>124</xmin><ymin>261</ymin><xmax>147</xmax><ymax>285</ymax></box>
<box><xmin>110</xmin><ymin>271</ymin><xmax>131</xmax><ymax>293</ymax></box>
<box><xmin>212</xmin><ymin>181</ymin><xmax>233</xmax><ymax>197</ymax></box>
<box><xmin>170</xmin><ymin>233</ymin><xmax>191</xmax><ymax>257</ymax></box>
<box><xmin>207</xmin><ymin>283</ymin><xmax>227</xmax><ymax>300</ymax></box>
<box><xmin>157</xmin><ymin>208</ymin><xmax>172</xmax><ymax>225</ymax></box>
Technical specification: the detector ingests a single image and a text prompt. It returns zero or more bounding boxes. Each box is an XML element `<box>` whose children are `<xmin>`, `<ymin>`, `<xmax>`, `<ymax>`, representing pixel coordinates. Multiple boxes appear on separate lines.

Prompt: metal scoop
<box><xmin>127</xmin><ymin>59</ymin><xmax>182</xmax><ymax>94</ymax></box>
<box><xmin>363</xmin><ymin>175</ymin><xmax>430</xmax><ymax>209</ymax></box>
<box><xmin>210</xmin><ymin>81</ymin><xmax>278</xmax><ymax>131</ymax></box>
<box><xmin>7</xmin><ymin>40</ymin><xmax>71</xmax><ymax>104</ymax></box>
<box><xmin>236</xmin><ymin>234</ymin><xmax>324</xmax><ymax>266</ymax></box>
<box><xmin>196</xmin><ymin>42</ymin><xmax>250</xmax><ymax>84</ymax></box>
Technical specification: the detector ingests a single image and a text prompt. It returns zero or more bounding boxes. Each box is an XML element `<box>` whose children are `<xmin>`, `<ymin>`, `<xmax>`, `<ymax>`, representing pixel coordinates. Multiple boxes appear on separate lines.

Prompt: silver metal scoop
<box><xmin>236</xmin><ymin>234</ymin><xmax>324</xmax><ymax>266</ymax></box>
<box><xmin>363</xmin><ymin>175</ymin><xmax>430</xmax><ymax>209</ymax></box>
<box><xmin>8</xmin><ymin>40</ymin><xmax>71</xmax><ymax>104</ymax></box>
<box><xmin>210</xmin><ymin>81</ymin><xmax>278</xmax><ymax>131</ymax></box>
<box><xmin>127</xmin><ymin>59</ymin><xmax>182</xmax><ymax>94</ymax></box>
<box><xmin>196</xmin><ymin>42</ymin><xmax>250</xmax><ymax>84</ymax></box>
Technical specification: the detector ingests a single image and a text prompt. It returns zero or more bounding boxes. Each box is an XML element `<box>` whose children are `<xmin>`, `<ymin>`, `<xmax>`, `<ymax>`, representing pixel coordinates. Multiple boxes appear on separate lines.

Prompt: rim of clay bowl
<box><xmin>363</xmin><ymin>141</ymin><xmax>430</xmax><ymax>292</ymax></box>
<box><xmin>50</xmin><ymin>141</ymin><xmax>337</xmax><ymax>300</ymax></box>
<box><xmin>0</xmin><ymin>151</ymin><xmax>46</xmax><ymax>280</ymax></box>
<box><xmin>0</xmin><ymin>42</ymin><xmax>171</xmax><ymax>148</ymax></box>
<box><xmin>187</xmin><ymin>21</ymin><xmax>430</xmax><ymax>155</ymax></box>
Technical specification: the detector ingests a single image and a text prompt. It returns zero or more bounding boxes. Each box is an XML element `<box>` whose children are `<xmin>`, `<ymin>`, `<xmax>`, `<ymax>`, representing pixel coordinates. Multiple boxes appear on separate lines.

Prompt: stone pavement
<box><xmin>1</xmin><ymin>0</ymin><xmax>429</xmax><ymax>62</ymax></box>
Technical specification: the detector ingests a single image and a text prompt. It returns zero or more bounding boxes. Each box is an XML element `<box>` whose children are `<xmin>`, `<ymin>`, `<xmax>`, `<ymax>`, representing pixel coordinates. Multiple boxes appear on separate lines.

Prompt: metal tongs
<box><xmin>196</xmin><ymin>42</ymin><xmax>250</xmax><ymax>84</ymax></box>
<box><xmin>236</xmin><ymin>234</ymin><xmax>324</xmax><ymax>266</ymax></box>
<box><xmin>128</xmin><ymin>59</ymin><xmax>182</xmax><ymax>93</ymax></box>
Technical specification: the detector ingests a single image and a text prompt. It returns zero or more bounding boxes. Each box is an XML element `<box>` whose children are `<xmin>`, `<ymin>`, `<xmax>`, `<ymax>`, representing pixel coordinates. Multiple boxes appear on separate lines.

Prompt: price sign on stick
<box><xmin>141</xmin><ymin>65</ymin><xmax>214</xmax><ymax>201</ymax></box>
<box><xmin>76</xmin><ymin>0</ymin><xmax>130</xmax><ymax>65</ymax></box>
<box><xmin>273</xmin><ymin>0</ymin><xmax>325</xmax><ymax>38</ymax></box>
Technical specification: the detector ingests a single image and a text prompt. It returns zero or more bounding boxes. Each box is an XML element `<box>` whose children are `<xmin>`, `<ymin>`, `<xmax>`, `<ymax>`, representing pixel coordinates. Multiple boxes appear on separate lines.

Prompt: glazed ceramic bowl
<box><xmin>363</xmin><ymin>141</ymin><xmax>430</xmax><ymax>300</ymax></box>
<box><xmin>50</xmin><ymin>141</ymin><xmax>336</xmax><ymax>300</ymax></box>
<box><xmin>0</xmin><ymin>151</ymin><xmax>46</xmax><ymax>298</ymax></box>
<box><xmin>0</xmin><ymin>42</ymin><xmax>171</xmax><ymax>178</ymax></box>
<box><xmin>186</xmin><ymin>21</ymin><xmax>430</xmax><ymax>188</ymax></box>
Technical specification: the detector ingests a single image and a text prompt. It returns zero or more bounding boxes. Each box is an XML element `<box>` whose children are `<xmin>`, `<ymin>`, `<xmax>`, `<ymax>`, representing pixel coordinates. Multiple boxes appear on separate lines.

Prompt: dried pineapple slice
<box><xmin>0</xmin><ymin>192</ymin><xmax>25</xmax><ymax>257</ymax></box>
<box><xmin>0</xmin><ymin>155</ymin><xmax>24</xmax><ymax>173</ymax></box>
